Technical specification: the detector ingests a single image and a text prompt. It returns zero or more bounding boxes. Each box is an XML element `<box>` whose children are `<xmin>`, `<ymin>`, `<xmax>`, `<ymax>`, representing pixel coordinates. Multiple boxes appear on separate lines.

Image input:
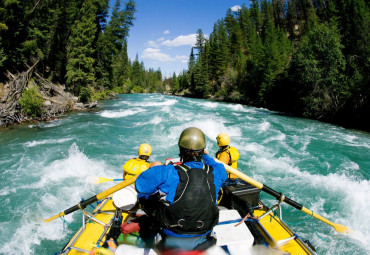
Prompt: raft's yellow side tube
<box><xmin>253</xmin><ymin>208</ymin><xmax>314</xmax><ymax>254</ymax></box>
<box><xmin>62</xmin><ymin>197</ymin><xmax>129</xmax><ymax>255</ymax></box>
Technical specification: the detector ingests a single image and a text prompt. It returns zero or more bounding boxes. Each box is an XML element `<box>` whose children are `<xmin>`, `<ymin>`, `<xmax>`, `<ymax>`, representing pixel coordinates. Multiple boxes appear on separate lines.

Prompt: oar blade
<box><xmin>44</xmin><ymin>212</ymin><xmax>65</xmax><ymax>223</ymax></box>
<box><xmin>95</xmin><ymin>177</ymin><xmax>111</xmax><ymax>184</ymax></box>
<box><xmin>216</xmin><ymin>158</ymin><xmax>352</xmax><ymax>235</ymax></box>
<box><xmin>333</xmin><ymin>223</ymin><xmax>351</xmax><ymax>234</ymax></box>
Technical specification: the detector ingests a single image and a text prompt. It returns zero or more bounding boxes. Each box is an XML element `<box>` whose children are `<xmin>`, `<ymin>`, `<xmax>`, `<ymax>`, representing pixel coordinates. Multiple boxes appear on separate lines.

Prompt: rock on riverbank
<box><xmin>0</xmin><ymin>69</ymin><xmax>97</xmax><ymax>128</ymax></box>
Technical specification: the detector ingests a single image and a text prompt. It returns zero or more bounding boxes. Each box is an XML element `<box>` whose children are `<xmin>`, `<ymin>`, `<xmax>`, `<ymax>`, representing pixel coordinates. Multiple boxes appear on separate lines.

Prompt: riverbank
<box><xmin>0</xmin><ymin>68</ymin><xmax>105</xmax><ymax>128</ymax></box>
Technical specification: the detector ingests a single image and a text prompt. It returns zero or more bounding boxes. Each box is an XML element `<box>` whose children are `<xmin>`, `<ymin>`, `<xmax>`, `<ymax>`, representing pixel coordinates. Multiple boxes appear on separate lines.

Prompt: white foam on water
<box><xmin>241</xmin><ymin>142</ymin><xmax>274</xmax><ymax>158</ymax></box>
<box><xmin>226</xmin><ymin>103</ymin><xmax>255</xmax><ymax>113</ymax></box>
<box><xmin>0</xmin><ymin>143</ymin><xmax>120</xmax><ymax>254</ymax></box>
<box><xmin>192</xmin><ymin>100</ymin><xmax>219</xmax><ymax>108</ymax></box>
<box><xmin>37</xmin><ymin>143</ymin><xmax>115</xmax><ymax>187</ymax></box>
<box><xmin>99</xmin><ymin>109</ymin><xmax>144</xmax><ymax>118</ymax></box>
<box><xmin>258</xmin><ymin>121</ymin><xmax>271</xmax><ymax>133</ymax></box>
<box><xmin>24</xmin><ymin>138</ymin><xmax>73</xmax><ymax>147</ymax></box>
<box><xmin>248</xmin><ymin>149</ymin><xmax>370</xmax><ymax>253</ymax></box>
<box><xmin>255</xmin><ymin>155</ymin><xmax>370</xmax><ymax>252</ymax></box>
<box><xmin>340</xmin><ymin>160</ymin><xmax>360</xmax><ymax>172</ymax></box>
<box><xmin>0</xmin><ymin>187</ymin><xmax>17</xmax><ymax>196</ymax></box>
<box><xmin>148</xmin><ymin>115</ymin><xmax>163</xmax><ymax>125</ymax></box>
<box><xmin>167</xmin><ymin>118</ymin><xmax>242</xmax><ymax>145</ymax></box>
<box><xmin>199</xmin><ymin>101</ymin><xmax>220</xmax><ymax>108</ymax></box>
<box><xmin>130</xmin><ymin>98</ymin><xmax>178</xmax><ymax>107</ymax></box>
<box><xmin>310</xmin><ymin>173</ymin><xmax>370</xmax><ymax>252</ymax></box>
<box><xmin>0</xmin><ymin>204</ymin><xmax>67</xmax><ymax>255</ymax></box>
<box><xmin>262</xmin><ymin>131</ymin><xmax>286</xmax><ymax>144</ymax></box>
<box><xmin>341</xmin><ymin>133</ymin><xmax>370</xmax><ymax>149</ymax></box>
<box><xmin>41</xmin><ymin>119</ymin><xmax>69</xmax><ymax>128</ymax></box>
<box><xmin>250</xmin><ymin>155</ymin><xmax>295</xmax><ymax>175</ymax></box>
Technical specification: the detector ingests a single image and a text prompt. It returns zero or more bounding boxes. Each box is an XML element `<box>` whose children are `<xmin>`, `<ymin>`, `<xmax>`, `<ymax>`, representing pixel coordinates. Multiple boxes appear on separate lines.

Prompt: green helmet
<box><xmin>178</xmin><ymin>127</ymin><xmax>206</xmax><ymax>151</ymax></box>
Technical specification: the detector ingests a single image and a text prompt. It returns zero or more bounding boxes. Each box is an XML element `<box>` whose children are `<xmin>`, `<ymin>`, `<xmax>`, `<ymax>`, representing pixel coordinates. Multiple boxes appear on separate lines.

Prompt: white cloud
<box><xmin>142</xmin><ymin>48</ymin><xmax>188</xmax><ymax>63</ymax></box>
<box><xmin>157</xmin><ymin>37</ymin><xmax>165</xmax><ymax>42</ymax></box>
<box><xmin>163</xmin><ymin>30</ymin><xmax>170</xmax><ymax>34</ymax></box>
<box><xmin>147</xmin><ymin>40</ymin><xmax>159</xmax><ymax>48</ymax></box>
<box><xmin>161</xmin><ymin>34</ymin><xmax>197</xmax><ymax>47</ymax></box>
<box><xmin>142</xmin><ymin>48</ymin><xmax>172</xmax><ymax>62</ymax></box>
<box><xmin>175</xmin><ymin>55</ymin><xmax>189</xmax><ymax>63</ymax></box>
<box><xmin>231</xmin><ymin>5</ymin><xmax>241</xmax><ymax>12</ymax></box>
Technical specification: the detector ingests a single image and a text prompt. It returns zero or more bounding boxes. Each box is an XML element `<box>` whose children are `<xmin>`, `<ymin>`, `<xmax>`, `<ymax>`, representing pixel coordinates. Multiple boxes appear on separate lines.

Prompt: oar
<box><xmin>95</xmin><ymin>177</ymin><xmax>124</xmax><ymax>184</ymax></box>
<box><xmin>44</xmin><ymin>176</ymin><xmax>136</xmax><ymax>223</ymax></box>
<box><xmin>214</xmin><ymin>158</ymin><xmax>350</xmax><ymax>234</ymax></box>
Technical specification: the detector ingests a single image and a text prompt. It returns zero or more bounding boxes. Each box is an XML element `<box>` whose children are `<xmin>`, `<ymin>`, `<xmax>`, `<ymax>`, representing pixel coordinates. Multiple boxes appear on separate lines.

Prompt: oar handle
<box><xmin>44</xmin><ymin>177</ymin><xmax>136</xmax><ymax>223</ymax></box>
<box><xmin>261</xmin><ymin>185</ymin><xmax>303</xmax><ymax>210</ymax></box>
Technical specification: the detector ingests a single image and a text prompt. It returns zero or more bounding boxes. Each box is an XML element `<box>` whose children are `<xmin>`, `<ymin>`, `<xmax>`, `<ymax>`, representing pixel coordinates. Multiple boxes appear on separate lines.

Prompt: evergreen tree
<box><xmin>193</xmin><ymin>29</ymin><xmax>210</xmax><ymax>97</ymax></box>
<box><xmin>178</xmin><ymin>70</ymin><xmax>190</xmax><ymax>91</ymax></box>
<box><xmin>170</xmin><ymin>72</ymin><xmax>180</xmax><ymax>92</ymax></box>
<box><xmin>112</xmin><ymin>40</ymin><xmax>129</xmax><ymax>88</ymax></box>
<box><xmin>188</xmin><ymin>48</ymin><xmax>196</xmax><ymax>91</ymax></box>
<box><xmin>290</xmin><ymin>24</ymin><xmax>346</xmax><ymax>119</ymax></box>
<box><xmin>225</xmin><ymin>9</ymin><xmax>243</xmax><ymax>66</ymax></box>
<box><xmin>130</xmin><ymin>53</ymin><xmax>145</xmax><ymax>91</ymax></box>
<box><xmin>95</xmin><ymin>0</ymin><xmax>135</xmax><ymax>89</ymax></box>
<box><xmin>194</xmin><ymin>29</ymin><xmax>205</xmax><ymax>53</ymax></box>
<box><xmin>65</xmin><ymin>0</ymin><xmax>97</xmax><ymax>94</ymax></box>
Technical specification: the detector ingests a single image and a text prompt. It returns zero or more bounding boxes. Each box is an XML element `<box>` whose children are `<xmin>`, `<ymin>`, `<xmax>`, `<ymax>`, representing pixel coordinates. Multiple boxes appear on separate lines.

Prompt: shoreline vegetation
<box><xmin>1</xmin><ymin>1</ymin><xmax>369</xmax><ymax>132</ymax></box>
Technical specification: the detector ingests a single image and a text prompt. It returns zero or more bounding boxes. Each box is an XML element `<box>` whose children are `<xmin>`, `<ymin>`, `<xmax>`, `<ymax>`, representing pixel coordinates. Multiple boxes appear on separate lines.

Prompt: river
<box><xmin>0</xmin><ymin>93</ymin><xmax>369</xmax><ymax>254</ymax></box>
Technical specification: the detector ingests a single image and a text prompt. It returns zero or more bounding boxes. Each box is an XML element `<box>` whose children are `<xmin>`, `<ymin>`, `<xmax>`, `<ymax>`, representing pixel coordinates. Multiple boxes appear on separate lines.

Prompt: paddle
<box><xmin>214</xmin><ymin>158</ymin><xmax>350</xmax><ymax>234</ymax></box>
<box><xmin>44</xmin><ymin>176</ymin><xmax>136</xmax><ymax>223</ymax></box>
<box><xmin>95</xmin><ymin>177</ymin><xmax>124</xmax><ymax>184</ymax></box>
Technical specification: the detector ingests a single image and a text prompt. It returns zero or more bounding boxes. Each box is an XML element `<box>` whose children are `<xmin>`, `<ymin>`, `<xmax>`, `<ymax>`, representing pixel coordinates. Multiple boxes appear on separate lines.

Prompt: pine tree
<box><xmin>194</xmin><ymin>29</ymin><xmax>205</xmax><ymax>54</ymax></box>
<box><xmin>65</xmin><ymin>0</ymin><xmax>97</xmax><ymax>94</ymax></box>
<box><xmin>170</xmin><ymin>72</ymin><xmax>180</xmax><ymax>92</ymax></box>
<box><xmin>188</xmin><ymin>48</ymin><xmax>196</xmax><ymax>91</ymax></box>
<box><xmin>131</xmin><ymin>53</ymin><xmax>144</xmax><ymax>91</ymax></box>
<box><xmin>208</xmin><ymin>20</ymin><xmax>229</xmax><ymax>84</ymax></box>
<box><xmin>112</xmin><ymin>40</ymin><xmax>129</xmax><ymax>88</ymax></box>
<box><xmin>290</xmin><ymin>24</ymin><xmax>346</xmax><ymax>119</ymax></box>
<box><xmin>95</xmin><ymin>0</ymin><xmax>135</xmax><ymax>89</ymax></box>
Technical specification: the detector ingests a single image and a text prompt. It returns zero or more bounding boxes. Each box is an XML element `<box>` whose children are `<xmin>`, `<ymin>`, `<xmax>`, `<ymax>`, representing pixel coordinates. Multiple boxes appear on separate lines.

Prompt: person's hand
<box><xmin>149</xmin><ymin>161</ymin><xmax>162</xmax><ymax>168</ymax></box>
<box><xmin>121</xmin><ymin>222</ymin><xmax>140</xmax><ymax>234</ymax></box>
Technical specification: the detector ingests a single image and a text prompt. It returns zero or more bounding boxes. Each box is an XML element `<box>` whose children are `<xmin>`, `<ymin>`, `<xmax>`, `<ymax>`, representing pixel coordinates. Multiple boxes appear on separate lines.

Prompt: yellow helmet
<box><xmin>216</xmin><ymin>133</ymin><xmax>230</xmax><ymax>147</ymax></box>
<box><xmin>138</xmin><ymin>143</ymin><xmax>152</xmax><ymax>157</ymax></box>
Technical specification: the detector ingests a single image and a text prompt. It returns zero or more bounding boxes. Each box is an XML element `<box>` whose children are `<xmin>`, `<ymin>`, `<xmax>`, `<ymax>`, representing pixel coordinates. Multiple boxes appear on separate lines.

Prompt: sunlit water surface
<box><xmin>0</xmin><ymin>94</ymin><xmax>369</xmax><ymax>254</ymax></box>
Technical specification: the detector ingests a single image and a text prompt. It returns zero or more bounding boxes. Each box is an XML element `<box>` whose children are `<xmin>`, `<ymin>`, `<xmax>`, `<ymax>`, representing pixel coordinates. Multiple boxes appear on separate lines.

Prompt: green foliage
<box><xmin>1</xmin><ymin>0</ymin><xmax>369</xmax><ymax>129</ymax></box>
<box><xmin>0</xmin><ymin>0</ymin><xmax>143</xmax><ymax>96</ymax></box>
<box><xmin>180</xmin><ymin>0</ymin><xmax>369</xmax><ymax>129</ymax></box>
<box><xmin>0</xmin><ymin>48</ymin><xmax>6</xmax><ymax>67</ymax></box>
<box><xmin>291</xmin><ymin>23</ymin><xmax>346</xmax><ymax>119</ymax></box>
<box><xmin>79</xmin><ymin>87</ymin><xmax>92</xmax><ymax>103</ymax></box>
<box><xmin>0</xmin><ymin>23</ymin><xmax>8</xmax><ymax>31</ymax></box>
<box><xmin>66</xmin><ymin>0</ymin><xmax>97</xmax><ymax>93</ymax></box>
<box><xmin>19</xmin><ymin>85</ymin><xmax>44</xmax><ymax>117</ymax></box>
<box><xmin>170</xmin><ymin>72</ymin><xmax>180</xmax><ymax>92</ymax></box>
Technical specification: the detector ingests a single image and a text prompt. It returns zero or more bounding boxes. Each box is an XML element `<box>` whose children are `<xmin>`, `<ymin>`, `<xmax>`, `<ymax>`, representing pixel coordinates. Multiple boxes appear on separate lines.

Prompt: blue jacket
<box><xmin>135</xmin><ymin>154</ymin><xmax>227</xmax><ymax>204</ymax></box>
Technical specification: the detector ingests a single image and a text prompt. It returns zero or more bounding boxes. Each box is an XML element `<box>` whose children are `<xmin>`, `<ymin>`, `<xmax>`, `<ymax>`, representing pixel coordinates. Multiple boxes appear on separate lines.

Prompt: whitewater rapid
<box><xmin>0</xmin><ymin>94</ymin><xmax>369</xmax><ymax>254</ymax></box>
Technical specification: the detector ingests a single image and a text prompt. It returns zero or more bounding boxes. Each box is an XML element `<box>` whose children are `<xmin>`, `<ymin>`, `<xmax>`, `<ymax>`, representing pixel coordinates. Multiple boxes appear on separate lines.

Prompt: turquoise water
<box><xmin>0</xmin><ymin>93</ymin><xmax>369</xmax><ymax>254</ymax></box>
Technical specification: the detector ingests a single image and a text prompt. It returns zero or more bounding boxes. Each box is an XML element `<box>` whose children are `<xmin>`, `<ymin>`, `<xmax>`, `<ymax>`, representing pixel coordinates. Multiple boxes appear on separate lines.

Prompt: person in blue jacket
<box><xmin>134</xmin><ymin>127</ymin><xmax>227</xmax><ymax>251</ymax></box>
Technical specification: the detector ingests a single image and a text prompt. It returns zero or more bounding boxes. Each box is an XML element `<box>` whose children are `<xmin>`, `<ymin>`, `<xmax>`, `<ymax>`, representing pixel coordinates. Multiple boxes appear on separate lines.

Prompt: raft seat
<box><xmin>214</xmin><ymin>209</ymin><xmax>254</xmax><ymax>254</ymax></box>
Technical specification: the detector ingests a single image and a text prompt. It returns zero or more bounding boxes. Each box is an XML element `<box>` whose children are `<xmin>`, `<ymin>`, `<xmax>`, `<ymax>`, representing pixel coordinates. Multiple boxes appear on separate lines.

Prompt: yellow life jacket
<box><xmin>216</xmin><ymin>146</ymin><xmax>240</xmax><ymax>179</ymax></box>
<box><xmin>228</xmin><ymin>146</ymin><xmax>240</xmax><ymax>169</ymax></box>
<box><xmin>123</xmin><ymin>158</ymin><xmax>150</xmax><ymax>180</ymax></box>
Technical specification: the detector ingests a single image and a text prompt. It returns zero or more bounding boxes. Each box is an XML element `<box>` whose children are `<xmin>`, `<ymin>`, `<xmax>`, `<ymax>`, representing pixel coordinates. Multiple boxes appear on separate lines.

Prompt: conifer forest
<box><xmin>0</xmin><ymin>0</ymin><xmax>369</xmax><ymax>130</ymax></box>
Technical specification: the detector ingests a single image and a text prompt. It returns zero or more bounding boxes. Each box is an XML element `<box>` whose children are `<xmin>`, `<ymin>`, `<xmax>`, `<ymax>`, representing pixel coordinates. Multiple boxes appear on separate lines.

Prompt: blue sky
<box><xmin>119</xmin><ymin>0</ymin><xmax>251</xmax><ymax>78</ymax></box>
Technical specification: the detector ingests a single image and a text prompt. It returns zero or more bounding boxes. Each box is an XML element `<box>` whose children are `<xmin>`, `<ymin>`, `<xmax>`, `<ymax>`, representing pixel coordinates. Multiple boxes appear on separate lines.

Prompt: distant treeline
<box><xmin>0</xmin><ymin>0</ymin><xmax>164</xmax><ymax>101</ymax></box>
<box><xmin>171</xmin><ymin>0</ymin><xmax>369</xmax><ymax>130</ymax></box>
